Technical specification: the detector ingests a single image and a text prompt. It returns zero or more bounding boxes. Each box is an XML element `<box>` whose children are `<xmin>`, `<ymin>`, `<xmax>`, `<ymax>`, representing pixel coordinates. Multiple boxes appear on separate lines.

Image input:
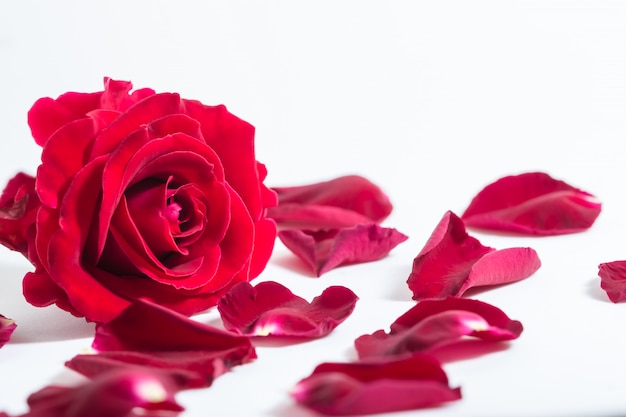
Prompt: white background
<box><xmin>1</xmin><ymin>1</ymin><xmax>626</xmax><ymax>416</ymax></box>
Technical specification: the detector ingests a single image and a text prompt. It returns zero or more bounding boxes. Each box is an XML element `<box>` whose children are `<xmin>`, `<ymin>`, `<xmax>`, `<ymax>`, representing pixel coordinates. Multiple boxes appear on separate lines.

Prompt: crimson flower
<box><xmin>354</xmin><ymin>298</ymin><xmax>523</xmax><ymax>360</ymax></box>
<box><xmin>66</xmin><ymin>299</ymin><xmax>255</xmax><ymax>389</ymax></box>
<box><xmin>0</xmin><ymin>78</ymin><xmax>277</xmax><ymax>323</ymax></box>
<box><xmin>267</xmin><ymin>175</ymin><xmax>393</xmax><ymax>230</ymax></box>
<box><xmin>15</xmin><ymin>369</ymin><xmax>183</xmax><ymax>417</ymax></box>
<box><xmin>217</xmin><ymin>281</ymin><xmax>358</xmax><ymax>337</ymax></box>
<box><xmin>292</xmin><ymin>354</ymin><xmax>461</xmax><ymax>415</ymax></box>
<box><xmin>407</xmin><ymin>211</ymin><xmax>540</xmax><ymax>299</ymax></box>
<box><xmin>598</xmin><ymin>261</ymin><xmax>626</xmax><ymax>303</ymax></box>
<box><xmin>279</xmin><ymin>224</ymin><xmax>408</xmax><ymax>276</ymax></box>
<box><xmin>0</xmin><ymin>314</ymin><xmax>17</xmax><ymax>348</ymax></box>
<box><xmin>461</xmin><ymin>172</ymin><xmax>601</xmax><ymax>235</ymax></box>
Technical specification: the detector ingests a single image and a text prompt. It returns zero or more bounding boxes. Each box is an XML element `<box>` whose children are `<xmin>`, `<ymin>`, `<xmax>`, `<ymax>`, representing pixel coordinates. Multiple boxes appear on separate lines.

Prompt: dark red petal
<box><xmin>23</xmin><ymin>369</ymin><xmax>183</xmax><ymax>417</ymax></box>
<box><xmin>279</xmin><ymin>224</ymin><xmax>408</xmax><ymax>276</ymax></box>
<box><xmin>218</xmin><ymin>281</ymin><xmax>358</xmax><ymax>338</ymax></box>
<box><xmin>0</xmin><ymin>173</ymin><xmax>39</xmax><ymax>255</ymax></box>
<box><xmin>407</xmin><ymin>211</ymin><xmax>493</xmax><ymax>299</ymax></box>
<box><xmin>461</xmin><ymin>172</ymin><xmax>602</xmax><ymax>235</ymax></box>
<box><xmin>268</xmin><ymin>175</ymin><xmax>393</xmax><ymax>230</ymax></box>
<box><xmin>292</xmin><ymin>354</ymin><xmax>461</xmax><ymax>415</ymax></box>
<box><xmin>0</xmin><ymin>314</ymin><xmax>16</xmax><ymax>348</ymax></box>
<box><xmin>75</xmin><ymin>299</ymin><xmax>255</xmax><ymax>386</ymax></box>
<box><xmin>598</xmin><ymin>261</ymin><xmax>626</xmax><ymax>302</ymax></box>
<box><xmin>355</xmin><ymin>298</ymin><xmax>523</xmax><ymax>360</ymax></box>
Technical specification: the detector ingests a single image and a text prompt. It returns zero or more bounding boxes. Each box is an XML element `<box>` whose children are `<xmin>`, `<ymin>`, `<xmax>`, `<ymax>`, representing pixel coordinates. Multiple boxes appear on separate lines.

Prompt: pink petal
<box><xmin>598</xmin><ymin>261</ymin><xmax>626</xmax><ymax>303</ymax></box>
<box><xmin>355</xmin><ymin>298</ymin><xmax>523</xmax><ymax>360</ymax></box>
<box><xmin>217</xmin><ymin>281</ymin><xmax>358</xmax><ymax>338</ymax></box>
<box><xmin>66</xmin><ymin>299</ymin><xmax>255</xmax><ymax>388</ymax></box>
<box><xmin>267</xmin><ymin>175</ymin><xmax>393</xmax><ymax>230</ymax></box>
<box><xmin>0</xmin><ymin>314</ymin><xmax>17</xmax><ymax>348</ymax></box>
<box><xmin>407</xmin><ymin>211</ymin><xmax>540</xmax><ymax>299</ymax></box>
<box><xmin>292</xmin><ymin>354</ymin><xmax>461</xmax><ymax>415</ymax></box>
<box><xmin>21</xmin><ymin>369</ymin><xmax>183</xmax><ymax>417</ymax></box>
<box><xmin>279</xmin><ymin>223</ymin><xmax>408</xmax><ymax>276</ymax></box>
<box><xmin>461</xmin><ymin>172</ymin><xmax>602</xmax><ymax>235</ymax></box>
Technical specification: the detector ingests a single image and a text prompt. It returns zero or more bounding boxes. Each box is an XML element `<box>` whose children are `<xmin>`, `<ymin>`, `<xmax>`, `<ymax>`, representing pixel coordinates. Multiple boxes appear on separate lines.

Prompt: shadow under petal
<box><xmin>430</xmin><ymin>339</ymin><xmax>511</xmax><ymax>363</ymax></box>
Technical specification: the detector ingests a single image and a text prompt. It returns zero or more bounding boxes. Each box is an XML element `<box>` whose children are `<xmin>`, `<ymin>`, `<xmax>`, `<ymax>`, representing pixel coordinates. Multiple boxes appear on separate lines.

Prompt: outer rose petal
<box><xmin>407</xmin><ymin>211</ymin><xmax>540</xmax><ymax>299</ymax></box>
<box><xmin>355</xmin><ymin>298</ymin><xmax>523</xmax><ymax>360</ymax></box>
<box><xmin>0</xmin><ymin>173</ymin><xmax>39</xmax><ymax>256</ymax></box>
<box><xmin>0</xmin><ymin>314</ymin><xmax>17</xmax><ymax>348</ymax></box>
<box><xmin>598</xmin><ymin>261</ymin><xmax>626</xmax><ymax>303</ymax></box>
<box><xmin>217</xmin><ymin>281</ymin><xmax>358</xmax><ymax>338</ymax></box>
<box><xmin>267</xmin><ymin>175</ymin><xmax>393</xmax><ymax>230</ymax></box>
<box><xmin>279</xmin><ymin>224</ymin><xmax>408</xmax><ymax>276</ymax></box>
<box><xmin>67</xmin><ymin>299</ymin><xmax>255</xmax><ymax>388</ymax></box>
<box><xmin>292</xmin><ymin>354</ymin><xmax>461</xmax><ymax>415</ymax></box>
<box><xmin>461</xmin><ymin>172</ymin><xmax>602</xmax><ymax>235</ymax></box>
<box><xmin>21</xmin><ymin>369</ymin><xmax>183</xmax><ymax>417</ymax></box>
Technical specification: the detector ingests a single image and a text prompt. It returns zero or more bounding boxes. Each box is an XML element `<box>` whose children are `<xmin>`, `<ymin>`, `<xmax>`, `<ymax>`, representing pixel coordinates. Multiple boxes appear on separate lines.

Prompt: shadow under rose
<box><xmin>0</xmin><ymin>263</ymin><xmax>95</xmax><ymax>343</ymax></box>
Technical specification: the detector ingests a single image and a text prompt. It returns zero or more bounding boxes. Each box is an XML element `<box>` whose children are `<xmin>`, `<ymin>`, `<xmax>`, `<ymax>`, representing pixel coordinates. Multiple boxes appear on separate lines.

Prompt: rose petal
<box><xmin>407</xmin><ymin>211</ymin><xmax>540</xmax><ymax>299</ymax></box>
<box><xmin>279</xmin><ymin>223</ymin><xmax>408</xmax><ymax>276</ymax></box>
<box><xmin>0</xmin><ymin>314</ymin><xmax>17</xmax><ymax>348</ymax></box>
<box><xmin>0</xmin><ymin>173</ymin><xmax>39</xmax><ymax>256</ymax></box>
<box><xmin>292</xmin><ymin>354</ymin><xmax>461</xmax><ymax>415</ymax></box>
<box><xmin>355</xmin><ymin>298</ymin><xmax>523</xmax><ymax>360</ymax></box>
<box><xmin>461</xmin><ymin>172</ymin><xmax>602</xmax><ymax>235</ymax></box>
<box><xmin>267</xmin><ymin>175</ymin><xmax>393</xmax><ymax>230</ymax></box>
<box><xmin>22</xmin><ymin>369</ymin><xmax>183</xmax><ymax>417</ymax></box>
<box><xmin>217</xmin><ymin>281</ymin><xmax>358</xmax><ymax>338</ymax></box>
<box><xmin>65</xmin><ymin>299</ymin><xmax>255</xmax><ymax>388</ymax></box>
<box><xmin>598</xmin><ymin>261</ymin><xmax>626</xmax><ymax>303</ymax></box>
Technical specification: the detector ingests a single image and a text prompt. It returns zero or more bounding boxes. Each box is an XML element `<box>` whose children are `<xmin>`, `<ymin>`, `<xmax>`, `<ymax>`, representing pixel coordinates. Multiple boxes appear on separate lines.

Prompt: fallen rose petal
<box><xmin>20</xmin><ymin>369</ymin><xmax>183</xmax><ymax>417</ymax></box>
<box><xmin>0</xmin><ymin>314</ymin><xmax>17</xmax><ymax>348</ymax></box>
<box><xmin>0</xmin><ymin>173</ymin><xmax>39</xmax><ymax>257</ymax></box>
<box><xmin>66</xmin><ymin>299</ymin><xmax>255</xmax><ymax>388</ymax></box>
<box><xmin>407</xmin><ymin>211</ymin><xmax>540</xmax><ymax>299</ymax></box>
<box><xmin>267</xmin><ymin>175</ymin><xmax>393</xmax><ymax>230</ymax></box>
<box><xmin>598</xmin><ymin>261</ymin><xmax>626</xmax><ymax>303</ymax></box>
<box><xmin>461</xmin><ymin>172</ymin><xmax>602</xmax><ymax>235</ymax></box>
<box><xmin>217</xmin><ymin>281</ymin><xmax>358</xmax><ymax>338</ymax></box>
<box><xmin>279</xmin><ymin>224</ymin><xmax>408</xmax><ymax>276</ymax></box>
<box><xmin>355</xmin><ymin>298</ymin><xmax>523</xmax><ymax>360</ymax></box>
<box><xmin>292</xmin><ymin>354</ymin><xmax>461</xmax><ymax>415</ymax></box>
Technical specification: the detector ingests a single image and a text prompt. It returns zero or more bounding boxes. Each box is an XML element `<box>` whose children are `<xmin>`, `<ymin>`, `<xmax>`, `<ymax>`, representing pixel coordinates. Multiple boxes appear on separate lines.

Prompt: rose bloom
<box><xmin>0</xmin><ymin>78</ymin><xmax>277</xmax><ymax>322</ymax></box>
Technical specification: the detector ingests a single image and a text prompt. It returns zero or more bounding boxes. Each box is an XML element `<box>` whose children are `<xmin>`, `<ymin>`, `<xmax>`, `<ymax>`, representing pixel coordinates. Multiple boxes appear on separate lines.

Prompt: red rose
<box><xmin>0</xmin><ymin>78</ymin><xmax>277</xmax><ymax>322</ymax></box>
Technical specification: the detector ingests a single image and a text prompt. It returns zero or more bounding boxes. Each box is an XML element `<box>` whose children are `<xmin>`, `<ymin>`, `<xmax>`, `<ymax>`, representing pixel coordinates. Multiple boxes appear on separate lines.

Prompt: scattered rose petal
<box><xmin>279</xmin><ymin>223</ymin><xmax>408</xmax><ymax>276</ymax></box>
<box><xmin>66</xmin><ymin>299</ymin><xmax>255</xmax><ymax>389</ymax></box>
<box><xmin>0</xmin><ymin>314</ymin><xmax>17</xmax><ymax>348</ymax></box>
<box><xmin>267</xmin><ymin>175</ymin><xmax>393</xmax><ymax>230</ymax></box>
<box><xmin>292</xmin><ymin>354</ymin><xmax>461</xmax><ymax>415</ymax></box>
<box><xmin>217</xmin><ymin>281</ymin><xmax>358</xmax><ymax>338</ymax></box>
<box><xmin>461</xmin><ymin>172</ymin><xmax>602</xmax><ymax>235</ymax></box>
<box><xmin>18</xmin><ymin>369</ymin><xmax>183</xmax><ymax>417</ymax></box>
<box><xmin>598</xmin><ymin>261</ymin><xmax>626</xmax><ymax>303</ymax></box>
<box><xmin>407</xmin><ymin>211</ymin><xmax>540</xmax><ymax>299</ymax></box>
<box><xmin>355</xmin><ymin>298</ymin><xmax>523</xmax><ymax>360</ymax></box>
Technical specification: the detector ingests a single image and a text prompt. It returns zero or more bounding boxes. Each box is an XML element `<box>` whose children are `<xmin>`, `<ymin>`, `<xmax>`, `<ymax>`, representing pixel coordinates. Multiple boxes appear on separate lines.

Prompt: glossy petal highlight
<box><xmin>279</xmin><ymin>224</ymin><xmax>408</xmax><ymax>276</ymax></box>
<box><xmin>66</xmin><ymin>299</ymin><xmax>255</xmax><ymax>388</ymax></box>
<box><xmin>267</xmin><ymin>175</ymin><xmax>393</xmax><ymax>230</ymax></box>
<box><xmin>461</xmin><ymin>172</ymin><xmax>602</xmax><ymax>235</ymax></box>
<box><xmin>355</xmin><ymin>298</ymin><xmax>523</xmax><ymax>360</ymax></box>
<box><xmin>407</xmin><ymin>211</ymin><xmax>540</xmax><ymax>299</ymax></box>
<box><xmin>218</xmin><ymin>281</ymin><xmax>358</xmax><ymax>338</ymax></box>
<box><xmin>292</xmin><ymin>355</ymin><xmax>461</xmax><ymax>415</ymax></box>
<box><xmin>20</xmin><ymin>369</ymin><xmax>183</xmax><ymax>417</ymax></box>
<box><xmin>598</xmin><ymin>261</ymin><xmax>626</xmax><ymax>303</ymax></box>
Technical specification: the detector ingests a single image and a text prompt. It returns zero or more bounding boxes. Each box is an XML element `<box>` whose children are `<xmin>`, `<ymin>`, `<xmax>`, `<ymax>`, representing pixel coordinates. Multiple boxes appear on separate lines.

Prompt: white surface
<box><xmin>1</xmin><ymin>1</ymin><xmax>626</xmax><ymax>416</ymax></box>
